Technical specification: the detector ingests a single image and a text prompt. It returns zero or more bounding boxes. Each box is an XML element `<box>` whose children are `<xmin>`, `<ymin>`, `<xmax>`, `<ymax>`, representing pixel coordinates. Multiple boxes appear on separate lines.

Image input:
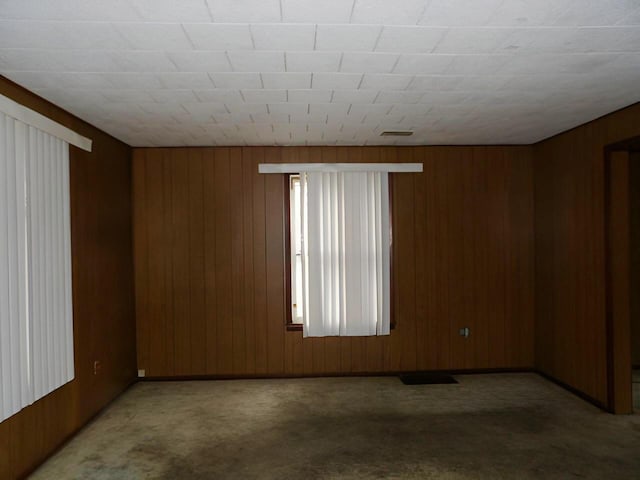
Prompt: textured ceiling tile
<box><xmin>359</xmin><ymin>73</ymin><xmax>413</xmax><ymax>90</ymax></box>
<box><xmin>128</xmin><ymin>0</ymin><xmax>213</xmax><ymax>22</ymax></box>
<box><xmin>281</xmin><ymin>0</ymin><xmax>355</xmax><ymax>23</ymax></box>
<box><xmin>33</xmin><ymin>88</ymin><xmax>108</xmax><ymax>106</ymax></box>
<box><xmin>194</xmin><ymin>89</ymin><xmax>244</xmax><ymax>103</ymax></box>
<box><xmin>407</xmin><ymin>75</ymin><xmax>464</xmax><ymax>90</ymax></box>
<box><xmin>498</xmin><ymin>53</ymin><xmax>617</xmax><ymax>75</ymax></box>
<box><xmin>393</xmin><ymin>54</ymin><xmax>454</xmax><ymax>74</ymax></box>
<box><xmin>157</xmin><ymin>72</ymin><xmax>215</xmax><ymax>89</ymax></box>
<box><xmin>0</xmin><ymin>0</ymin><xmax>142</xmax><ymax>21</ymax></box>
<box><xmin>207</xmin><ymin>0</ymin><xmax>281</xmax><ymax>23</ymax></box>
<box><xmin>486</xmin><ymin>0</ymin><xmax>572</xmax><ymax>26</ymax></box>
<box><xmin>444</xmin><ymin>55</ymin><xmax>512</xmax><ymax>75</ymax></box>
<box><xmin>375</xmin><ymin>26</ymin><xmax>447</xmax><ymax>53</ymax></box>
<box><xmin>287</xmin><ymin>89</ymin><xmax>333</xmax><ymax>103</ymax></box>
<box><xmin>419</xmin><ymin>91</ymin><xmax>471</xmax><ymax>105</ymax></box>
<box><xmin>101</xmin><ymin>73</ymin><xmax>165</xmax><ymax>89</ymax></box>
<box><xmin>419</xmin><ymin>0</ymin><xmax>503</xmax><ymax>26</ymax></box>
<box><xmin>286</xmin><ymin>52</ymin><xmax>342</xmax><ymax>72</ymax></box>
<box><xmin>289</xmin><ymin>111</ymin><xmax>327</xmax><ymax>123</ymax></box>
<box><xmin>241</xmin><ymin>89</ymin><xmax>287</xmax><ymax>103</ymax></box>
<box><xmin>433</xmin><ymin>28</ymin><xmax>517</xmax><ymax>54</ymax></box>
<box><xmin>0</xmin><ymin>20</ymin><xmax>130</xmax><ymax>50</ymax></box>
<box><xmin>101</xmin><ymin>89</ymin><xmax>155</xmax><ymax>102</ymax></box>
<box><xmin>562</xmin><ymin>27</ymin><xmax>640</xmax><ymax>52</ymax></box>
<box><xmin>340</xmin><ymin>53</ymin><xmax>399</xmax><ymax>73</ymax></box>
<box><xmin>110</xmin><ymin>50</ymin><xmax>179</xmax><ymax>72</ymax></box>
<box><xmin>331</xmin><ymin>89</ymin><xmax>379</xmax><ymax>104</ymax></box>
<box><xmin>0</xmin><ymin>49</ymin><xmax>119</xmax><ymax>72</ymax></box>
<box><xmin>252</xmin><ymin>112</ymin><xmax>290</xmax><ymax>123</ymax></box>
<box><xmin>3</xmin><ymin>71</ymin><xmax>115</xmax><ymax>90</ymax></box>
<box><xmin>2</xmin><ymin>0</ymin><xmax>640</xmax><ymax>146</ymax></box>
<box><xmin>261</xmin><ymin>72</ymin><xmax>312</xmax><ymax>89</ymax></box>
<box><xmin>212</xmin><ymin>112</ymin><xmax>252</xmax><ymax>123</ymax></box>
<box><xmin>209</xmin><ymin>72</ymin><xmax>263</xmax><ymax>88</ymax></box>
<box><xmin>252</xmin><ymin>24</ymin><xmax>315</xmax><ymax>50</ymax></box>
<box><xmin>181</xmin><ymin>24</ymin><xmax>253</xmax><ymax>50</ymax></box>
<box><xmin>375</xmin><ymin>90</ymin><xmax>424</xmax><ymax>103</ymax></box>
<box><xmin>228</xmin><ymin>51</ymin><xmax>285</xmax><ymax>72</ymax></box>
<box><xmin>166</xmin><ymin>51</ymin><xmax>232</xmax><ymax>72</ymax></box>
<box><xmin>351</xmin><ymin>0</ymin><xmax>430</xmax><ymax>25</ymax></box>
<box><xmin>114</xmin><ymin>23</ymin><xmax>194</xmax><ymax>50</ymax></box>
<box><xmin>181</xmin><ymin>102</ymin><xmax>229</xmax><ymax>115</ymax></box>
<box><xmin>149</xmin><ymin>90</ymin><xmax>199</xmax><ymax>103</ymax></box>
<box><xmin>311</xmin><ymin>72</ymin><xmax>362</xmax><ymax>89</ymax></box>
<box><xmin>268</xmin><ymin>103</ymin><xmax>309</xmax><ymax>115</ymax></box>
<box><xmin>310</xmin><ymin>103</ymin><xmax>351</xmax><ymax>116</ymax></box>
<box><xmin>138</xmin><ymin>102</ymin><xmax>188</xmax><ymax>115</ymax></box>
<box><xmin>225</xmin><ymin>103</ymin><xmax>269</xmax><ymax>114</ymax></box>
<box><xmin>315</xmin><ymin>25</ymin><xmax>382</xmax><ymax>52</ymax></box>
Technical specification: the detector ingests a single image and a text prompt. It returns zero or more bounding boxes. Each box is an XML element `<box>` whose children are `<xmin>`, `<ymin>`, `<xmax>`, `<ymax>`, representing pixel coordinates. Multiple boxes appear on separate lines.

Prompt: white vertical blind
<box><xmin>300</xmin><ymin>171</ymin><xmax>390</xmax><ymax>337</ymax></box>
<box><xmin>28</xmin><ymin>128</ymin><xmax>73</xmax><ymax>401</ymax></box>
<box><xmin>0</xmin><ymin>111</ymin><xmax>74</xmax><ymax>423</ymax></box>
<box><xmin>0</xmin><ymin>113</ymin><xmax>32</xmax><ymax>421</ymax></box>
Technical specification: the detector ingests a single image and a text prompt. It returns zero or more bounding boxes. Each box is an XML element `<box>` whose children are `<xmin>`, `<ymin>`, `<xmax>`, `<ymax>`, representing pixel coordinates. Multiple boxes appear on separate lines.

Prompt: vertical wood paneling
<box><xmin>188</xmin><ymin>149</ymin><xmax>206</xmax><ymax>374</ymax></box>
<box><xmin>534</xmin><ymin>103</ymin><xmax>640</xmax><ymax>407</ymax></box>
<box><xmin>203</xmin><ymin>148</ymin><xmax>217</xmax><ymax>373</ymax></box>
<box><xmin>133</xmin><ymin>151</ymin><xmax>148</xmax><ymax>372</ymax></box>
<box><xmin>265</xmin><ymin>148</ymin><xmax>286</xmax><ymax>375</ymax></box>
<box><xmin>171</xmin><ymin>148</ymin><xmax>191</xmax><ymax>375</ymax></box>
<box><xmin>252</xmin><ymin>147</ymin><xmax>269</xmax><ymax>375</ymax></box>
<box><xmin>230</xmin><ymin>149</ymin><xmax>246</xmax><ymax>375</ymax></box>
<box><xmin>608</xmin><ymin>151</ymin><xmax>632</xmax><ymax>413</ymax></box>
<box><xmin>242</xmin><ymin>148</ymin><xmax>257</xmax><ymax>375</ymax></box>
<box><xmin>134</xmin><ymin>145</ymin><xmax>536</xmax><ymax>378</ymax></box>
<box><xmin>214</xmin><ymin>149</ymin><xmax>233</xmax><ymax>375</ymax></box>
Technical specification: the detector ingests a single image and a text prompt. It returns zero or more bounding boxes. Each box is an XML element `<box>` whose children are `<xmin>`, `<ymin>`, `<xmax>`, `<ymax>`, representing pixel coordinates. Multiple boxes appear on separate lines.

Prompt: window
<box><xmin>287</xmin><ymin>170</ymin><xmax>392</xmax><ymax>337</ymax></box>
<box><xmin>288</xmin><ymin>175</ymin><xmax>304</xmax><ymax>326</ymax></box>
<box><xmin>261</xmin><ymin>162</ymin><xmax>422</xmax><ymax>337</ymax></box>
<box><xmin>0</xmin><ymin>96</ymin><xmax>83</xmax><ymax>423</ymax></box>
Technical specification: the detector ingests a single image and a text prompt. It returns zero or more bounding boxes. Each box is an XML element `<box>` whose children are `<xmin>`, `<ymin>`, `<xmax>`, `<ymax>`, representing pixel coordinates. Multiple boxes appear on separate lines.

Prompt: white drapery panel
<box><xmin>0</xmin><ymin>111</ymin><xmax>74</xmax><ymax>423</ymax></box>
<box><xmin>300</xmin><ymin>171</ymin><xmax>390</xmax><ymax>337</ymax></box>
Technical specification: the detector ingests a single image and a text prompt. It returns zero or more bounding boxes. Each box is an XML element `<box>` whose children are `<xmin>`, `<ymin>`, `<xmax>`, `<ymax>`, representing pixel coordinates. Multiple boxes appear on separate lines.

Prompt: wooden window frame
<box><xmin>284</xmin><ymin>173</ymin><xmax>395</xmax><ymax>332</ymax></box>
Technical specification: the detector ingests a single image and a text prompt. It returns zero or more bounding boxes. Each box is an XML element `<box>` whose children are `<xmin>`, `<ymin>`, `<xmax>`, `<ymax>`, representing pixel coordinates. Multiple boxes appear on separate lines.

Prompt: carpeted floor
<box><xmin>30</xmin><ymin>373</ymin><xmax>640</xmax><ymax>479</ymax></box>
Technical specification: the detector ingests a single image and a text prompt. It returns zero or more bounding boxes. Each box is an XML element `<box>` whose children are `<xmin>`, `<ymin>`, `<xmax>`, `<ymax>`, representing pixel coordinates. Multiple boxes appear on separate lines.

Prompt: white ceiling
<box><xmin>1</xmin><ymin>0</ymin><xmax>639</xmax><ymax>147</ymax></box>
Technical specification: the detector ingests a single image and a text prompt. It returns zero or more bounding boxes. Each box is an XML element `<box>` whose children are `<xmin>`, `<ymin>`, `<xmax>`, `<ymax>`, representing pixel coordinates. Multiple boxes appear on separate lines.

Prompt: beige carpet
<box><xmin>31</xmin><ymin>373</ymin><xmax>640</xmax><ymax>479</ymax></box>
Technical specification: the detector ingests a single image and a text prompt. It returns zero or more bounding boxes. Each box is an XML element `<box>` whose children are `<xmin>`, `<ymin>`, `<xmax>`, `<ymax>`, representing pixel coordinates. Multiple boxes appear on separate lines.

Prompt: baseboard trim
<box><xmin>139</xmin><ymin>367</ymin><xmax>536</xmax><ymax>382</ymax></box>
<box><xmin>535</xmin><ymin>371</ymin><xmax>609</xmax><ymax>412</ymax></box>
<box><xmin>140</xmin><ymin>368</ymin><xmax>614</xmax><ymax>413</ymax></box>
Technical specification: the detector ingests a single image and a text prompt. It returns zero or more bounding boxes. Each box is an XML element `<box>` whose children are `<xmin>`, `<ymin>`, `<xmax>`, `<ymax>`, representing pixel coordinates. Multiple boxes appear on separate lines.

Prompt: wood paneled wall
<box><xmin>0</xmin><ymin>77</ymin><xmax>136</xmax><ymax>480</ymax></box>
<box><xmin>533</xmin><ymin>103</ymin><xmax>640</xmax><ymax>407</ymax></box>
<box><xmin>133</xmin><ymin>145</ymin><xmax>535</xmax><ymax>378</ymax></box>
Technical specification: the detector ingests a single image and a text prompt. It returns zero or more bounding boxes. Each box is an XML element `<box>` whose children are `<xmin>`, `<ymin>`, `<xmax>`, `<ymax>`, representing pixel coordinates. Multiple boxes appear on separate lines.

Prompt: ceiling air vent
<box><xmin>380</xmin><ymin>131</ymin><xmax>413</xmax><ymax>137</ymax></box>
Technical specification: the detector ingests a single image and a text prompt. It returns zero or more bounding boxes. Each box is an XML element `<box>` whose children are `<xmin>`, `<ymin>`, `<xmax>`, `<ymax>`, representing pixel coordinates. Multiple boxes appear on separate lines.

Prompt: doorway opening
<box><xmin>605</xmin><ymin>137</ymin><xmax>640</xmax><ymax>413</ymax></box>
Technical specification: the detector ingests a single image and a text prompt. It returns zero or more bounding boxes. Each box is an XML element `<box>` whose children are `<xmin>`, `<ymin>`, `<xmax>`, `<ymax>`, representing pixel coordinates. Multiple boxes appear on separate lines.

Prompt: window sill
<box><xmin>286</xmin><ymin>323</ymin><xmax>395</xmax><ymax>332</ymax></box>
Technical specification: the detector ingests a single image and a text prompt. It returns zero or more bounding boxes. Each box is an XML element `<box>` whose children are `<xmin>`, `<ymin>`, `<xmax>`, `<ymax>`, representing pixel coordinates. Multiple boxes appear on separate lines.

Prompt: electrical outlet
<box><xmin>93</xmin><ymin>360</ymin><xmax>101</xmax><ymax>375</ymax></box>
<box><xmin>137</xmin><ymin>369</ymin><xmax>146</xmax><ymax>378</ymax></box>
